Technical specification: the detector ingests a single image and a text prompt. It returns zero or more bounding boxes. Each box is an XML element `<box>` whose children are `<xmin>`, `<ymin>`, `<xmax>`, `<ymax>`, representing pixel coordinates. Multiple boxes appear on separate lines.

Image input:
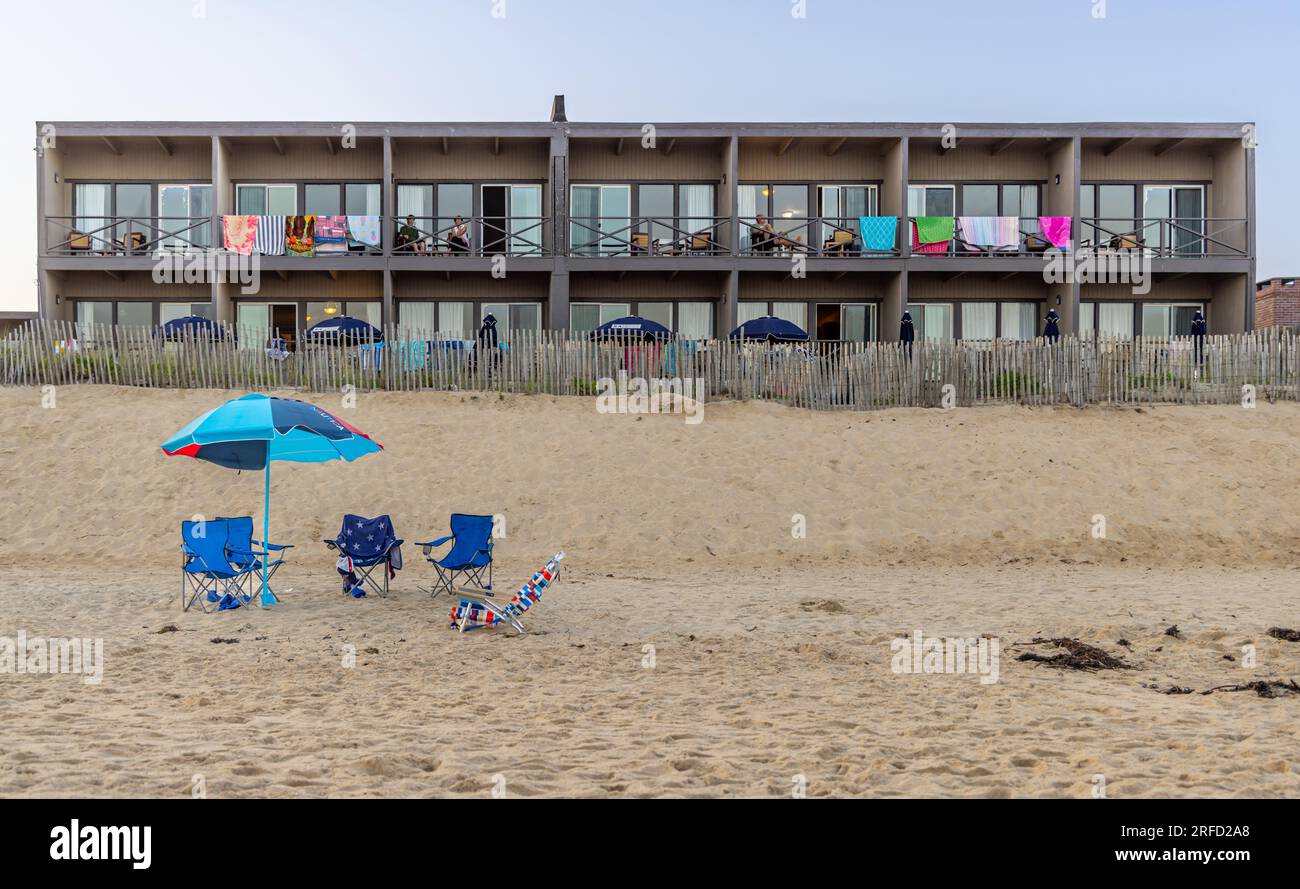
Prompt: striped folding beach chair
<box><xmin>450</xmin><ymin>552</ymin><xmax>565</xmax><ymax>634</ymax></box>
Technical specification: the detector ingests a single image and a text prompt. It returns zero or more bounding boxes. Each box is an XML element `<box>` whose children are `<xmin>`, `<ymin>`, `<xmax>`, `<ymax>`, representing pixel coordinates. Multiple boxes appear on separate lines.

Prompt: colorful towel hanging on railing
<box><xmin>346</xmin><ymin>215</ymin><xmax>381</xmax><ymax>247</ymax></box>
<box><xmin>957</xmin><ymin>216</ymin><xmax>1020</xmax><ymax>251</ymax></box>
<box><xmin>1038</xmin><ymin>216</ymin><xmax>1072</xmax><ymax>248</ymax></box>
<box><xmin>285</xmin><ymin>215</ymin><xmax>316</xmax><ymax>257</ymax></box>
<box><xmin>255</xmin><ymin>215</ymin><xmax>285</xmax><ymax>255</ymax></box>
<box><xmin>911</xmin><ymin>217</ymin><xmax>953</xmax><ymax>254</ymax></box>
<box><xmin>221</xmin><ymin>215</ymin><xmax>258</xmax><ymax>255</ymax></box>
<box><xmin>314</xmin><ymin>215</ymin><xmax>348</xmax><ymax>254</ymax></box>
<box><xmin>858</xmin><ymin>216</ymin><xmax>898</xmax><ymax>252</ymax></box>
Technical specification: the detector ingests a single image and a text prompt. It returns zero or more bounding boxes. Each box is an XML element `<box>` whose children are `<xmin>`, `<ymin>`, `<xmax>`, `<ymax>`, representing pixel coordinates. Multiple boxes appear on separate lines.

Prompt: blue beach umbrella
<box><xmin>159</xmin><ymin>315</ymin><xmax>224</xmax><ymax>340</ymax></box>
<box><xmin>594</xmin><ymin>315</ymin><xmax>672</xmax><ymax>339</ymax></box>
<box><xmin>304</xmin><ymin>315</ymin><xmax>383</xmax><ymax>342</ymax></box>
<box><xmin>161</xmin><ymin>394</ymin><xmax>383</xmax><ymax>607</ymax></box>
<box><xmin>728</xmin><ymin>316</ymin><xmax>809</xmax><ymax>343</ymax></box>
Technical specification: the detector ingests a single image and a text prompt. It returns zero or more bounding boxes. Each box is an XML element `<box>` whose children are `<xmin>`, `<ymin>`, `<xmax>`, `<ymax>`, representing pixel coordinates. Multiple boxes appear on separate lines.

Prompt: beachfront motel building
<box><xmin>34</xmin><ymin>101</ymin><xmax>1257</xmax><ymax>345</ymax></box>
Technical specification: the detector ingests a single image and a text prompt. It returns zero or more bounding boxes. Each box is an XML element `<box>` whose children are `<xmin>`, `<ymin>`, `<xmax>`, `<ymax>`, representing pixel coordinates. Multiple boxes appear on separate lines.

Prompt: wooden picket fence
<box><xmin>2</xmin><ymin>319</ymin><xmax>1297</xmax><ymax>410</ymax></box>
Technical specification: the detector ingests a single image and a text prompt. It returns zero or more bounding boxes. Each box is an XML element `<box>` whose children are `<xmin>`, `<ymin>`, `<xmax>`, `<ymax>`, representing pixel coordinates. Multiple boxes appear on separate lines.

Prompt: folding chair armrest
<box><xmin>415</xmin><ymin>534</ymin><xmax>453</xmax><ymax>548</ymax></box>
<box><xmin>257</xmin><ymin>540</ymin><xmax>293</xmax><ymax>551</ymax></box>
<box><xmin>323</xmin><ymin>539</ymin><xmax>340</xmax><ymax>550</ymax></box>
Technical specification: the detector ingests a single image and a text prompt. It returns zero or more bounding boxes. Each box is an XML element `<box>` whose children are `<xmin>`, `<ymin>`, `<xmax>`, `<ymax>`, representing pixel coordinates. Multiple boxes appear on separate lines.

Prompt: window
<box><xmin>483</xmin><ymin>185</ymin><xmax>543</xmax><ymax>255</ymax></box>
<box><xmin>483</xmin><ymin>302</ymin><xmax>542</xmax><ymax>334</ymax></box>
<box><xmin>816</xmin><ymin>303</ymin><xmax>877</xmax><ymax>342</ymax></box>
<box><xmin>819</xmin><ymin>186</ymin><xmax>880</xmax><ymax>248</ymax></box>
<box><xmin>117</xmin><ymin>302</ymin><xmax>153</xmax><ymax>328</ymax></box>
<box><xmin>906</xmin><ymin>303</ymin><xmax>954</xmax><ymax>342</ymax></box>
<box><xmin>1097</xmin><ymin>303</ymin><xmax>1135</xmax><ymax>338</ymax></box>
<box><xmin>736</xmin><ymin>302</ymin><xmax>768</xmax><ymax>325</ymax></box>
<box><xmin>570</xmin><ymin>303</ymin><xmax>630</xmax><ymax>333</ymax></box>
<box><xmin>1141</xmin><ymin>303</ymin><xmax>1203</xmax><ymax>337</ymax></box>
<box><xmin>677</xmin><ymin>302</ymin><xmax>714</xmax><ymax>339</ymax></box>
<box><xmin>237</xmin><ymin>184</ymin><xmax>297</xmax><ymax>215</ymax></box>
<box><xmin>159</xmin><ymin>184</ymin><xmax>212</xmax><ymax>249</ymax></box>
<box><xmin>961</xmin><ymin>303</ymin><xmax>997</xmax><ymax>340</ymax></box>
<box><xmin>437</xmin><ymin>302</ymin><xmax>474</xmax><ymax>338</ymax></box>
<box><xmin>345</xmin><ymin>184</ymin><xmax>381</xmax><ymax>216</ymax></box>
<box><xmin>160</xmin><ymin>303</ymin><xmax>211</xmax><ymax>324</ymax></box>
<box><xmin>1143</xmin><ymin>186</ymin><xmax>1205</xmax><ymax>255</ymax></box>
<box><xmin>75</xmin><ymin>301</ymin><xmax>112</xmax><ymax>333</ymax></box>
<box><xmin>571</xmin><ymin>185</ymin><xmax>631</xmax><ymax>255</ymax></box>
<box><xmin>771</xmin><ymin>302</ymin><xmax>806</xmax><ymax>330</ymax></box>
<box><xmin>907</xmin><ymin>185</ymin><xmax>956</xmax><ymax>216</ymax></box>
<box><xmin>398</xmin><ymin>302</ymin><xmax>435</xmax><ymax>338</ymax></box>
<box><xmin>1079</xmin><ymin>302</ymin><xmax>1096</xmax><ymax>339</ymax></box>
<box><xmin>72</xmin><ymin>183</ymin><xmax>152</xmax><ymax>250</ymax></box>
<box><xmin>1000</xmin><ymin>302</ymin><xmax>1039</xmax><ymax>340</ymax></box>
<box><xmin>305</xmin><ymin>184</ymin><xmax>340</xmax><ymax>216</ymax></box>
<box><xmin>739</xmin><ymin>184</ymin><xmax>810</xmax><ymax>251</ymax></box>
<box><xmin>637</xmin><ymin>302</ymin><xmax>673</xmax><ymax>330</ymax></box>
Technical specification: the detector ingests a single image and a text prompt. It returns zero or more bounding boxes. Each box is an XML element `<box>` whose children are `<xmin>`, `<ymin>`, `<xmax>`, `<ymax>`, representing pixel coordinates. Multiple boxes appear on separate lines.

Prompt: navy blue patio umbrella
<box><xmin>728</xmin><ymin>316</ymin><xmax>809</xmax><ymax>343</ymax></box>
<box><xmin>594</xmin><ymin>315</ymin><xmax>672</xmax><ymax>339</ymax></box>
<box><xmin>158</xmin><ymin>315</ymin><xmax>224</xmax><ymax>339</ymax></box>
<box><xmin>304</xmin><ymin>315</ymin><xmax>383</xmax><ymax>342</ymax></box>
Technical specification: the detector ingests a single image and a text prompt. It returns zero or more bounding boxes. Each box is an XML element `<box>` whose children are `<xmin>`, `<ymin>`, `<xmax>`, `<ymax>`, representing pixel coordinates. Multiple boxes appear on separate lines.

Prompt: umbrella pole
<box><xmin>261</xmin><ymin>461</ymin><xmax>274</xmax><ymax>607</ymax></box>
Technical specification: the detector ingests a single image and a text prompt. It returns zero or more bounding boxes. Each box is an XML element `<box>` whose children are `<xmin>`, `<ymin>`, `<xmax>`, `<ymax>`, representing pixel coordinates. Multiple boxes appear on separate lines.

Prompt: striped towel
<box><xmin>254</xmin><ymin>215</ymin><xmax>285</xmax><ymax>255</ymax></box>
<box><xmin>957</xmin><ymin>216</ymin><xmax>1020</xmax><ymax>251</ymax></box>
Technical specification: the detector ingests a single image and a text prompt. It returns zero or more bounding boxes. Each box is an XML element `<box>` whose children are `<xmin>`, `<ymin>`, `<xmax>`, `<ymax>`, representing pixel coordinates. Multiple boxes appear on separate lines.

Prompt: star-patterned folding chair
<box><xmin>323</xmin><ymin>514</ymin><xmax>404</xmax><ymax>598</ymax></box>
<box><xmin>449</xmin><ymin>552</ymin><xmax>565</xmax><ymax>634</ymax></box>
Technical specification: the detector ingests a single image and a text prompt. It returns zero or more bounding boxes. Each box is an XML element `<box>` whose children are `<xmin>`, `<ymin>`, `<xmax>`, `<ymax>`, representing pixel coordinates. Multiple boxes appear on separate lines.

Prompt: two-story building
<box><xmin>35</xmin><ymin>98</ymin><xmax>1256</xmax><ymax>342</ymax></box>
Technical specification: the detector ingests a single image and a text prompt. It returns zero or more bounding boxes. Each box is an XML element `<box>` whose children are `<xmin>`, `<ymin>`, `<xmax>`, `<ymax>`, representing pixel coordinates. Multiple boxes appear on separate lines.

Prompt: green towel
<box><xmin>915</xmin><ymin>216</ymin><xmax>954</xmax><ymax>244</ymax></box>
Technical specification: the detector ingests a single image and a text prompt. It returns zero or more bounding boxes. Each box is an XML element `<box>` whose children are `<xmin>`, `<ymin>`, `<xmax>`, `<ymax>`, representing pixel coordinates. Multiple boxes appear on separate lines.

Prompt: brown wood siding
<box><xmin>570</xmin><ymin>140</ymin><xmax>724</xmax><ymax>181</ymax></box>
<box><xmin>392</xmin><ymin>138</ymin><xmax>550</xmax><ymax>179</ymax></box>
<box><xmin>232</xmin><ymin>270</ymin><xmax>383</xmax><ymax>299</ymax></box>
<box><xmin>59</xmin><ymin>137</ymin><xmax>211</xmax><ymax>181</ymax></box>
<box><xmin>59</xmin><ymin>271</ymin><xmax>207</xmax><ymax>300</ymax></box>
<box><xmin>908</xmin><ymin>275</ymin><xmax>1050</xmax><ymax>301</ymax></box>
<box><xmin>1080</xmin><ymin>142</ymin><xmax>1213</xmax><ymax>181</ymax></box>
<box><xmin>391</xmin><ymin>272</ymin><xmax>549</xmax><ymax>300</ymax></box>
<box><xmin>226</xmin><ymin>138</ymin><xmax>384</xmax><ymax>180</ymax></box>
<box><xmin>908</xmin><ymin>142</ymin><xmax>1050</xmax><ymax>181</ymax></box>
<box><xmin>570</xmin><ymin>272</ymin><xmax>725</xmax><ymax>301</ymax></box>
<box><xmin>738</xmin><ymin>139</ymin><xmax>888</xmax><ymax>181</ymax></box>
<box><xmin>739</xmin><ymin>273</ymin><xmax>890</xmax><ymax>300</ymax></box>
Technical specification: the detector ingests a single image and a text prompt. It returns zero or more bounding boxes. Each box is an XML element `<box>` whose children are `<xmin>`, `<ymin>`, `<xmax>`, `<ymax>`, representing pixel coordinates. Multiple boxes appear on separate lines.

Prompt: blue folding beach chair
<box><xmin>181</xmin><ymin>519</ymin><xmax>281</xmax><ymax>612</ymax></box>
<box><xmin>416</xmin><ymin>514</ymin><xmax>494</xmax><ymax>599</ymax></box>
<box><xmin>219</xmin><ymin>515</ymin><xmax>292</xmax><ymax>592</ymax></box>
<box><xmin>324</xmin><ymin>514</ymin><xmax>404</xmax><ymax>598</ymax></box>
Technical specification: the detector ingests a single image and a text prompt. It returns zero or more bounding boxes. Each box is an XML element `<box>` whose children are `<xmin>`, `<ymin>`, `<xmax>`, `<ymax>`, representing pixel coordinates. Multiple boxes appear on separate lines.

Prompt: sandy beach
<box><xmin>1</xmin><ymin>387</ymin><xmax>1298</xmax><ymax>797</ymax></box>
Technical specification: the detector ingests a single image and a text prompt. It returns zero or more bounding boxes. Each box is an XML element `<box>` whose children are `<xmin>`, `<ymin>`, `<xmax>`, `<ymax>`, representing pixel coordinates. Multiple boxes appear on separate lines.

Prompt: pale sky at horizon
<box><xmin>3</xmin><ymin>0</ymin><xmax>1296</xmax><ymax>312</ymax></box>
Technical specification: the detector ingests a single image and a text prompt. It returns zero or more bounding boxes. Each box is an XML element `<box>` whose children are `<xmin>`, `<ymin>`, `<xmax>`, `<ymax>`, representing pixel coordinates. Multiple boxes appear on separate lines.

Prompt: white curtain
<box><xmin>1098</xmin><ymin>303</ymin><xmax>1134</xmax><ymax>338</ymax></box>
<box><xmin>1079</xmin><ymin>302</ymin><xmax>1096</xmax><ymax>339</ymax></box>
<box><xmin>570</xmin><ymin>304</ymin><xmax>600</xmax><ymax>333</ymax></box>
<box><xmin>75</xmin><ymin>184</ymin><xmax>111</xmax><ymax>249</ymax></box>
<box><xmin>509</xmin><ymin>186</ymin><xmax>543</xmax><ymax>255</ymax></box>
<box><xmin>399</xmin><ymin>301</ymin><xmax>436</xmax><ymax>339</ymax></box>
<box><xmin>680</xmin><ymin>185</ymin><xmax>714</xmax><ymax>237</ymax></box>
<box><xmin>772</xmin><ymin>302</ymin><xmax>806</xmax><ymax>330</ymax></box>
<box><xmin>677</xmin><ymin>302</ymin><xmax>713</xmax><ymax>339</ymax></box>
<box><xmin>437</xmin><ymin>302</ymin><xmax>473</xmax><ymax>338</ymax></box>
<box><xmin>999</xmin><ymin>302</ymin><xmax>1037</xmax><ymax>340</ymax></box>
<box><xmin>737</xmin><ymin>302</ymin><xmax>767</xmax><ymax>326</ymax></box>
<box><xmin>962</xmin><ymin>303</ymin><xmax>996</xmax><ymax>341</ymax></box>
<box><xmin>738</xmin><ymin>186</ymin><xmax>757</xmax><ymax>252</ymax></box>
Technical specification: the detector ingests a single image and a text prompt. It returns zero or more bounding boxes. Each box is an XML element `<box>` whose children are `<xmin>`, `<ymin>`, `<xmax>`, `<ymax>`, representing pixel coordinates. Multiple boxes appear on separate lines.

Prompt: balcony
<box><xmin>45</xmin><ymin>216</ymin><xmax>211</xmax><ymax>256</ymax></box>
<box><xmin>738</xmin><ymin>216</ymin><xmax>902</xmax><ymax>258</ymax></box>
<box><xmin>392</xmin><ymin>215</ymin><xmax>551</xmax><ymax>257</ymax></box>
<box><xmin>905</xmin><ymin>217</ymin><xmax>1066</xmax><ymax>257</ymax></box>
<box><xmin>1079</xmin><ymin>217</ymin><xmax>1248</xmax><ymax>258</ymax></box>
<box><xmin>568</xmin><ymin>216</ymin><xmax>729</xmax><ymax>257</ymax></box>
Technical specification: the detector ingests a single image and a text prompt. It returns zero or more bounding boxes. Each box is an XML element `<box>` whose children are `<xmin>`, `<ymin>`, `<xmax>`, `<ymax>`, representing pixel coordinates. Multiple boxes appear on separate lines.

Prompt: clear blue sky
<box><xmin>3</xmin><ymin>0</ymin><xmax>1295</xmax><ymax>311</ymax></box>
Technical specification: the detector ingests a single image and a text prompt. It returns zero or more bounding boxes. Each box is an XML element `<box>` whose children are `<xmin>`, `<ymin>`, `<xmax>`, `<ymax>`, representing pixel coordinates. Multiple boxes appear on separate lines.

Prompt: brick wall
<box><xmin>1256</xmin><ymin>278</ymin><xmax>1300</xmax><ymax>329</ymax></box>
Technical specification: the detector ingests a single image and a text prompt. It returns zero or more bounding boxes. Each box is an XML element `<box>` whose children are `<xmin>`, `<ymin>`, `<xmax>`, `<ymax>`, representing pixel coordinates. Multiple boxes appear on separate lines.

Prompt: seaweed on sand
<box><xmin>1012</xmin><ymin>637</ymin><xmax>1132</xmax><ymax>672</ymax></box>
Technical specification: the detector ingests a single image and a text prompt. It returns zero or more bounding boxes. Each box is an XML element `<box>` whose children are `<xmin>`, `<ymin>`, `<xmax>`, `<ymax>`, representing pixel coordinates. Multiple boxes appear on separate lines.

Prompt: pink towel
<box><xmin>222</xmin><ymin>215</ymin><xmax>258</xmax><ymax>255</ymax></box>
<box><xmin>1039</xmin><ymin>216</ymin><xmax>1072</xmax><ymax>249</ymax></box>
<box><xmin>911</xmin><ymin>222</ymin><xmax>950</xmax><ymax>255</ymax></box>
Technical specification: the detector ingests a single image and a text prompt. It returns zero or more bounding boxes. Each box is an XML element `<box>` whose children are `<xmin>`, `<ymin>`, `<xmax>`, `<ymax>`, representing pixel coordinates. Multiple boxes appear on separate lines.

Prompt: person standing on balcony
<box><xmin>448</xmin><ymin>215</ymin><xmax>470</xmax><ymax>254</ymax></box>
<box><xmin>1043</xmin><ymin>308</ymin><xmax>1061</xmax><ymax>342</ymax></box>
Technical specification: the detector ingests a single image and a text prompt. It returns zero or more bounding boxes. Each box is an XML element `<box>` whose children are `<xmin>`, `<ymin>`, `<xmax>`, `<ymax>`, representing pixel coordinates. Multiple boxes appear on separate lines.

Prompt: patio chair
<box><xmin>822</xmin><ymin>227</ymin><xmax>856</xmax><ymax>256</ymax></box>
<box><xmin>181</xmin><ymin>518</ymin><xmax>279</xmax><ymax>612</ymax></box>
<box><xmin>449</xmin><ymin>552</ymin><xmax>565</xmax><ymax>634</ymax></box>
<box><xmin>324</xmin><ymin>514</ymin><xmax>404</xmax><ymax>598</ymax></box>
<box><xmin>683</xmin><ymin>230</ymin><xmax>715</xmax><ymax>255</ymax></box>
<box><xmin>630</xmin><ymin>232</ymin><xmax>658</xmax><ymax>255</ymax></box>
<box><xmin>416</xmin><ymin>513</ymin><xmax>494</xmax><ymax>599</ymax></box>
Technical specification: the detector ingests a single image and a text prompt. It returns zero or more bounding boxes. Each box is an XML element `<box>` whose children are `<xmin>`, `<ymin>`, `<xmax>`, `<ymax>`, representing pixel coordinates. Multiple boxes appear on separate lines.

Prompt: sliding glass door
<box><xmin>158</xmin><ymin>184</ymin><xmax>212</xmax><ymax>249</ymax></box>
<box><xmin>907</xmin><ymin>185</ymin><xmax>955</xmax><ymax>217</ymax></box>
<box><xmin>1143</xmin><ymin>186</ymin><xmax>1204</xmax><ymax>255</ymax></box>
<box><xmin>483</xmin><ymin>184</ymin><xmax>544</xmax><ymax>255</ymax></box>
<box><xmin>571</xmin><ymin>184</ymin><xmax>631</xmax><ymax>255</ymax></box>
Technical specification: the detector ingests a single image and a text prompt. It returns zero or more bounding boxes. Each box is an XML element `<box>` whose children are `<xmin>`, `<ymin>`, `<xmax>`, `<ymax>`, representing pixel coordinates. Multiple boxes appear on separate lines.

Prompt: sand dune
<box><xmin>0</xmin><ymin>387</ymin><xmax>1298</xmax><ymax>797</ymax></box>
